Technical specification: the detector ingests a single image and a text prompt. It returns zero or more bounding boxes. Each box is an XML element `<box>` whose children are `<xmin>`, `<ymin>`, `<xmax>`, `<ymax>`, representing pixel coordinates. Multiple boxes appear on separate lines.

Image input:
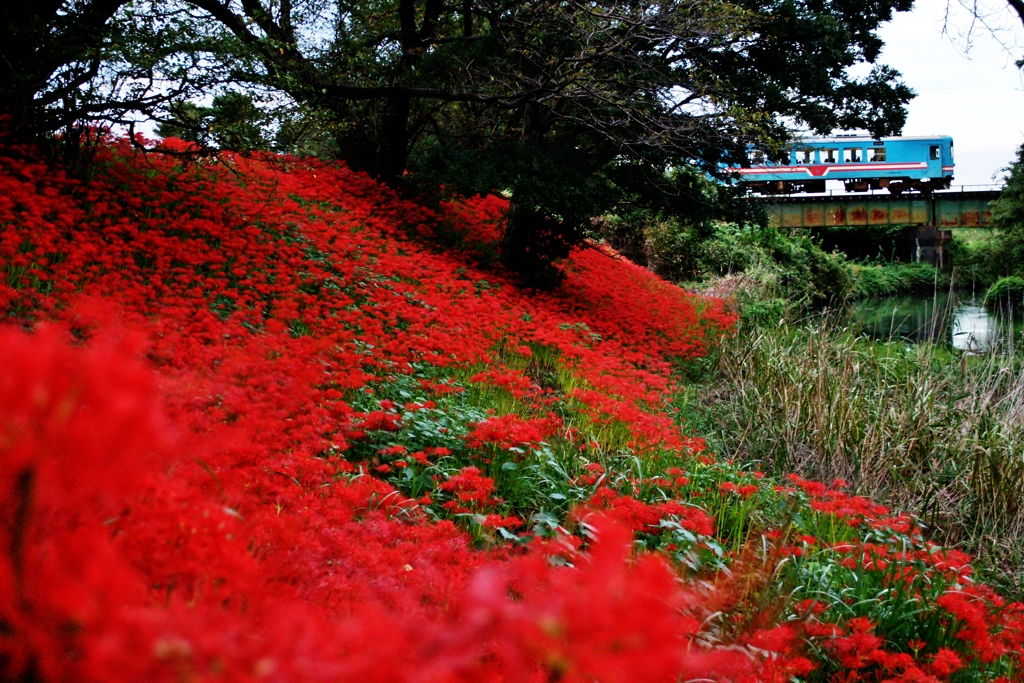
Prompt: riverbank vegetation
<box><xmin>674</xmin><ymin>315</ymin><xmax>1024</xmax><ymax>599</ymax></box>
<box><xmin>949</xmin><ymin>144</ymin><xmax>1024</xmax><ymax>304</ymax></box>
<box><xmin>5</xmin><ymin>0</ymin><xmax>1024</xmax><ymax>677</ymax></box>
<box><xmin>613</xmin><ymin>145</ymin><xmax>1024</xmax><ymax>600</ymax></box>
<box><xmin>5</xmin><ymin>132</ymin><xmax>1024</xmax><ymax>681</ymax></box>
<box><xmin>592</xmin><ymin>214</ymin><xmax>951</xmax><ymax>306</ymax></box>
<box><xmin>595</xmin><ymin>142</ymin><xmax>1024</xmax><ymax>306</ymax></box>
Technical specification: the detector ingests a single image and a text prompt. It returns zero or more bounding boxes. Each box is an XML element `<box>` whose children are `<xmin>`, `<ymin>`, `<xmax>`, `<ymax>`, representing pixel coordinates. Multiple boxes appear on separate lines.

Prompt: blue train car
<box><xmin>729</xmin><ymin>135</ymin><xmax>954</xmax><ymax>195</ymax></box>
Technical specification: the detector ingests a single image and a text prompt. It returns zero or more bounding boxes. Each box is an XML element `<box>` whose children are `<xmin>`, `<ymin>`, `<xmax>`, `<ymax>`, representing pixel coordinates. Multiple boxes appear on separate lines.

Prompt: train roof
<box><xmin>793</xmin><ymin>135</ymin><xmax>953</xmax><ymax>144</ymax></box>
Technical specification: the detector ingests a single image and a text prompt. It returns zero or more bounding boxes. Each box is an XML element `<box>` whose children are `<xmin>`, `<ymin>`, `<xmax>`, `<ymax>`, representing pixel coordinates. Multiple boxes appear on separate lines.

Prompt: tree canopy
<box><xmin>3</xmin><ymin>0</ymin><xmax>917</xmax><ymax>283</ymax></box>
<box><xmin>0</xmin><ymin>1</ymin><xmax>219</xmax><ymax>144</ymax></box>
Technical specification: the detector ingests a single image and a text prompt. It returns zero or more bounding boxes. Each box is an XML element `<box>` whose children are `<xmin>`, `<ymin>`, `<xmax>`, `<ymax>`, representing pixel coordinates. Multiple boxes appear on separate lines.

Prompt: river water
<box><xmin>845</xmin><ymin>292</ymin><xmax>1024</xmax><ymax>352</ymax></box>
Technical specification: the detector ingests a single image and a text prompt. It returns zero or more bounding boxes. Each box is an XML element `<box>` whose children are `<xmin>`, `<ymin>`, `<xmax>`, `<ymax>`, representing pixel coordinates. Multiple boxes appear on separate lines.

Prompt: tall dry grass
<box><xmin>676</xmin><ymin>314</ymin><xmax>1024</xmax><ymax>595</ymax></box>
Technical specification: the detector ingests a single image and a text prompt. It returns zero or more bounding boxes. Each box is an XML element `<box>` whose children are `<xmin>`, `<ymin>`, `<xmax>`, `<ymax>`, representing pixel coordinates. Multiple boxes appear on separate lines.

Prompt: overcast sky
<box><xmin>872</xmin><ymin>0</ymin><xmax>1024</xmax><ymax>185</ymax></box>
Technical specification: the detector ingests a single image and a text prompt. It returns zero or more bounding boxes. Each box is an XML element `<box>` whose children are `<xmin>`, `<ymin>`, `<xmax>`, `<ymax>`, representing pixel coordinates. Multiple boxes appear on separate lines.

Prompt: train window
<box><xmin>930</xmin><ymin>145</ymin><xmax>940</xmax><ymax>160</ymax></box>
<box><xmin>843</xmin><ymin>147</ymin><xmax>863</xmax><ymax>163</ymax></box>
<box><xmin>822</xmin><ymin>148</ymin><xmax>837</xmax><ymax>163</ymax></box>
<box><xmin>750</xmin><ymin>150</ymin><xmax>765</xmax><ymax>164</ymax></box>
<box><xmin>869</xmin><ymin>147</ymin><xmax>886</xmax><ymax>162</ymax></box>
<box><xmin>950</xmin><ymin>141</ymin><xmax>954</xmax><ymax>160</ymax></box>
<box><xmin>797</xmin><ymin>149</ymin><xmax>813</xmax><ymax>164</ymax></box>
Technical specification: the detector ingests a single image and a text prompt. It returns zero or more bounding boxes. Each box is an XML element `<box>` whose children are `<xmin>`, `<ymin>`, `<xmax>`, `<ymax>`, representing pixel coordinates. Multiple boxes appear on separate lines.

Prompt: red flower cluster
<box><xmin>439</xmin><ymin>466</ymin><xmax>499</xmax><ymax>512</ymax></box>
<box><xmin>465</xmin><ymin>413</ymin><xmax>561</xmax><ymax>452</ymax></box>
<box><xmin>586</xmin><ymin>486</ymin><xmax>715</xmax><ymax>536</ymax></box>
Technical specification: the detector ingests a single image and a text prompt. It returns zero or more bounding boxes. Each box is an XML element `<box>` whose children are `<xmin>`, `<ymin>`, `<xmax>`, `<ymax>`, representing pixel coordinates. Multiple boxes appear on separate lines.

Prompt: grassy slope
<box><xmin>1</xmin><ymin>134</ymin><xmax>1022</xmax><ymax>682</ymax></box>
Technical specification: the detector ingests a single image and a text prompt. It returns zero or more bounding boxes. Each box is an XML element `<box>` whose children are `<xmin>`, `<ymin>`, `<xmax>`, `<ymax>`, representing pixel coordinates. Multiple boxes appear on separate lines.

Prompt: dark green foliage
<box><xmin>949</xmin><ymin>145</ymin><xmax>1024</xmax><ymax>289</ymax></box>
<box><xmin>274</xmin><ymin>109</ymin><xmax>347</xmax><ymax>159</ymax></box>
<box><xmin>1</xmin><ymin>0</ymin><xmax>223</xmax><ymax>157</ymax></box>
<box><xmin>983</xmin><ymin>276</ymin><xmax>1024</xmax><ymax>312</ymax></box>
<box><xmin>738</xmin><ymin>298</ymin><xmax>790</xmax><ymax>327</ymax></box>
<box><xmin>144</xmin><ymin>0</ymin><xmax>915</xmax><ymax>284</ymax></box>
<box><xmin>593</xmin><ymin>213</ymin><xmax>752</xmax><ymax>283</ymax></box>
<box><xmin>811</xmin><ymin>225</ymin><xmax>911</xmax><ymax>263</ymax></box>
<box><xmin>158</xmin><ymin>92</ymin><xmax>271</xmax><ymax>151</ymax></box>
<box><xmin>588</xmin><ymin>170</ymin><xmax>758</xmax><ymax>283</ymax></box>
<box><xmin>851</xmin><ymin>262</ymin><xmax>948</xmax><ymax>298</ymax></box>
<box><xmin>761</xmin><ymin>228</ymin><xmax>853</xmax><ymax>305</ymax></box>
<box><xmin>994</xmin><ymin>143</ymin><xmax>1024</xmax><ymax>231</ymax></box>
<box><xmin>947</xmin><ymin>233</ymin><xmax>992</xmax><ymax>287</ymax></box>
<box><xmin>5</xmin><ymin>0</ymin><xmax>918</xmax><ymax>283</ymax></box>
<box><xmin>703</xmin><ymin>0</ymin><xmax>915</xmax><ymax>138</ymax></box>
<box><xmin>969</xmin><ymin>144</ymin><xmax>1024</xmax><ymax>284</ymax></box>
<box><xmin>156</xmin><ymin>102</ymin><xmax>205</xmax><ymax>144</ymax></box>
<box><xmin>204</xmin><ymin>93</ymin><xmax>270</xmax><ymax>151</ymax></box>
<box><xmin>1</xmin><ymin>0</ymin><xmax>129</xmax><ymax>134</ymax></box>
<box><xmin>594</xmin><ymin>214</ymin><xmax>852</xmax><ymax>306</ymax></box>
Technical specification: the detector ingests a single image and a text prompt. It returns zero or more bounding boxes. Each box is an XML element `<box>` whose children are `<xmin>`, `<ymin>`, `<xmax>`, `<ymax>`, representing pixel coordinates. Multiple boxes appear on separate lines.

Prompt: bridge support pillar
<box><xmin>907</xmin><ymin>225</ymin><xmax>952</xmax><ymax>270</ymax></box>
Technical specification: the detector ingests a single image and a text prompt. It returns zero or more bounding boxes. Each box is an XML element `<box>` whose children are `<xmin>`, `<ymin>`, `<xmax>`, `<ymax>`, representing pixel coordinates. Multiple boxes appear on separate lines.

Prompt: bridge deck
<box><xmin>754</xmin><ymin>190</ymin><xmax>1001</xmax><ymax>228</ymax></box>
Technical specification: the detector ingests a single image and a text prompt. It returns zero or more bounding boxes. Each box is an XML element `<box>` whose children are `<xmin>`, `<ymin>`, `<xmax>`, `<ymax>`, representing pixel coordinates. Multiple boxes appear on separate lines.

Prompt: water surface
<box><xmin>845</xmin><ymin>292</ymin><xmax>1024</xmax><ymax>351</ymax></box>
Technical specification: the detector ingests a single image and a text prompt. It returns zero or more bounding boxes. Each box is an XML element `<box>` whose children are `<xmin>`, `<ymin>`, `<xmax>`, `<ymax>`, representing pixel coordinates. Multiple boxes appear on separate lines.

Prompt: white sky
<box><xmin>873</xmin><ymin>0</ymin><xmax>1024</xmax><ymax>185</ymax></box>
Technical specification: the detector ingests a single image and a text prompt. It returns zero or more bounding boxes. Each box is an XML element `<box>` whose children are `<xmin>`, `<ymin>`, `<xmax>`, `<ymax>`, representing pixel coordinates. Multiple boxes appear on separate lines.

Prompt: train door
<box><xmin>927</xmin><ymin>143</ymin><xmax>944</xmax><ymax>179</ymax></box>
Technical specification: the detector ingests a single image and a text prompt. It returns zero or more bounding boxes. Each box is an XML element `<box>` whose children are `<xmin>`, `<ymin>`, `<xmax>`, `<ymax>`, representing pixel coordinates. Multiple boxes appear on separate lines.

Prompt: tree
<box><xmin>994</xmin><ymin>144</ymin><xmax>1024</xmax><ymax>228</ymax></box>
<box><xmin>2</xmin><ymin>0</ymin><xmax>919</xmax><ymax>283</ymax></box>
<box><xmin>160</xmin><ymin>0</ymin><xmax>914</xmax><ymax>283</ymax></box>
<box><xmin>157</xmin><ymin>92</ymin><xmax>272</xmax><ymax>150</ymax></box>
<box><xmin>400</xmin><ymin>0</ymin><xmax>916</xmax><ymax>282</ymax></box>
<box><xmin>0</xmin><ymin>0</ymin><xmax>225</xmax><ymax>160</ymax></box>
<box><xmin>1</xmin><ymin>0</ymin><xmax>128</xmax><ymax>135</ymax></box>
<box><xmin>703</xmin><ymin>0</ymin><xmax>916</xmax><ymax>136</ymax></box>
<box><xmin>942</xmin><ymin>0</ymin><xmax>1024</xmax><ymax>68</ymax></box>
<box><xmin>985</xmin><ymin>143</ymin><xmax>1024</xmax><ymax>277</ymax></box>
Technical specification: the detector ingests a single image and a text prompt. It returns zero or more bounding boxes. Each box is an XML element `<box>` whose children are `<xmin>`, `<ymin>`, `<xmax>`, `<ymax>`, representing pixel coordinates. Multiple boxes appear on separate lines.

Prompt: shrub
<box><xmin>850</xmin><ymin>261</ymin><xmax>947</xmax><ymax>298</ymax></box>
<box><xmin>983</xmin><ymin>276</ymin><xmax>1024</xmax><ymax>312</ymax></box>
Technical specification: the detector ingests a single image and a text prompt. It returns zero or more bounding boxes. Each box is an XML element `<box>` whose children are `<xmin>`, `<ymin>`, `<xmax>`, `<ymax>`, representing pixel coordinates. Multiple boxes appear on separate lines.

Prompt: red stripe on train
<box><xmin>727</xmin><ymin>162</ymin><xmax>929</xmax><ymax>177</ymax></box>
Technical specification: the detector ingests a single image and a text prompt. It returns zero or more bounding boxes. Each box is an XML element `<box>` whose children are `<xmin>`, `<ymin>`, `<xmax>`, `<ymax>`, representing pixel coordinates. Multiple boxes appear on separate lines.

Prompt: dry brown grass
<box><xmin>677</xmin><ymin>316</ymin><xmax>1024</xmax><ymax>595</ymax></box>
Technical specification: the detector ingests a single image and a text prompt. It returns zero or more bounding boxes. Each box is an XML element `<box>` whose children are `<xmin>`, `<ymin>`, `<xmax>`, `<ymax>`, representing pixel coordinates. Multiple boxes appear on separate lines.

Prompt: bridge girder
<box><xmin>754</xmin><ymin>191</ymin><xmax>1001</xmax><ymax>228</ymax></box>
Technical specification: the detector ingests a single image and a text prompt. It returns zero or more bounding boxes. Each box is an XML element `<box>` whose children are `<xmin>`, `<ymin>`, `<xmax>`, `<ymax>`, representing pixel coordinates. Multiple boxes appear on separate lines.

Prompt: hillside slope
<box><xmin>1</xmin><ymin>133</ymin><xmax>1022</xmax><ymax>682</ymax></box>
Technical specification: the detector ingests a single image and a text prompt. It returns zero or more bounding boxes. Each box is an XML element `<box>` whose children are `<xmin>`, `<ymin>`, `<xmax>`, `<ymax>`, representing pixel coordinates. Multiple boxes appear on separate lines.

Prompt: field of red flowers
<box><xmin>1</xmin><ymin>128</ymin><xmax>1022</xmax><ymax>682</ymax></box>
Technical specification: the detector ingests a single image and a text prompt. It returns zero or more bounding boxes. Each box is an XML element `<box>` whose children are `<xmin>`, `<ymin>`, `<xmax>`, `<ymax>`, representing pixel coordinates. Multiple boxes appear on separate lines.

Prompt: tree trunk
<box><xmin>379</xmin><ymin>94</ymin><xmax>411</xmax><ymax>185</ymax></box>
<box><xmin>501</xmin><ymin>198</ymin><xmax>576</xmax><ymax>289</ymax></box>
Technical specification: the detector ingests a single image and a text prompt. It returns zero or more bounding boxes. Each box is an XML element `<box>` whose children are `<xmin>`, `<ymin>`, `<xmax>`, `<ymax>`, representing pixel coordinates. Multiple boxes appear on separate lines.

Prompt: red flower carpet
<box><xmin>1</xmin><ymin>130</ymin><xmax>1022</xmax><ymax>681</ymax></box>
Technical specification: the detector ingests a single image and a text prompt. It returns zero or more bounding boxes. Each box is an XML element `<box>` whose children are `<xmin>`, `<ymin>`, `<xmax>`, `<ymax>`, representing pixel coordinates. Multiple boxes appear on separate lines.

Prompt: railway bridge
<box><xmin>752</xmin><ymin>188</ymin><xmax>1002</xmax><ymax>267</ymax></box>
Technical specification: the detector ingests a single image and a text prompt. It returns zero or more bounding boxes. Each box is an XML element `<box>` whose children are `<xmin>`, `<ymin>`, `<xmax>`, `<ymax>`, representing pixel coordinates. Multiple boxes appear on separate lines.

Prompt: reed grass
<box><xmin>675</xmin><ymin>313</ymin><xmax>1024</xmax><ymax>597</ymax></box>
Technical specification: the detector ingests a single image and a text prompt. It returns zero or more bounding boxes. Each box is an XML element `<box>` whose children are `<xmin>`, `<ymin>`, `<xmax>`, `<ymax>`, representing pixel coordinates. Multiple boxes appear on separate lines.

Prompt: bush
<box><xmin>750</xmin><ymin>227</ymin><xmax>852</xmax><ymax>305</ymax></box>
<box><xmin>593</xmin><ymin>214</ymin><xmax>752</xmax><ymax>283</ymax></box>
<box><xmin>738</xmin><ymin>297</ymin><xmax>789</xmax><ymax>327</ymax></box>
<box><xmin>644</xmin><ymin>218</ymin><xmax>755</xmax><ymax>282</ymax></box>
<box><xmin>957</xmin><ymin>144</ymin><xmax>1024</xmax><ymax>285</ymax></box>
<box><xmin>596</xmin><ymin>215</ymin><xmax>852</xmax><ymax>307</ymax></box>
<box><xmin>983</xmin><ymin>276</ymin><xmax>1024</xmax><ymax>312</ymax></box>
<box><xmin>850</xmin><ymin>261</ymin><xmax>947</xmax><ymax>298</ymax></box>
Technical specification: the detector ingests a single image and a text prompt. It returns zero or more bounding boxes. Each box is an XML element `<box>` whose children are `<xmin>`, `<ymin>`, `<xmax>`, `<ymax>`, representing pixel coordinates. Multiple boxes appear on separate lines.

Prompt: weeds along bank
<box><xmin>676</xmin><ymin>313</ymin><xmax>1024</xmax><ymax>597</ymax></box>
<box><xmin>2</xmin><ymin>132</ymin><xmax>1024</xmax><ymax>682</ymax></box>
